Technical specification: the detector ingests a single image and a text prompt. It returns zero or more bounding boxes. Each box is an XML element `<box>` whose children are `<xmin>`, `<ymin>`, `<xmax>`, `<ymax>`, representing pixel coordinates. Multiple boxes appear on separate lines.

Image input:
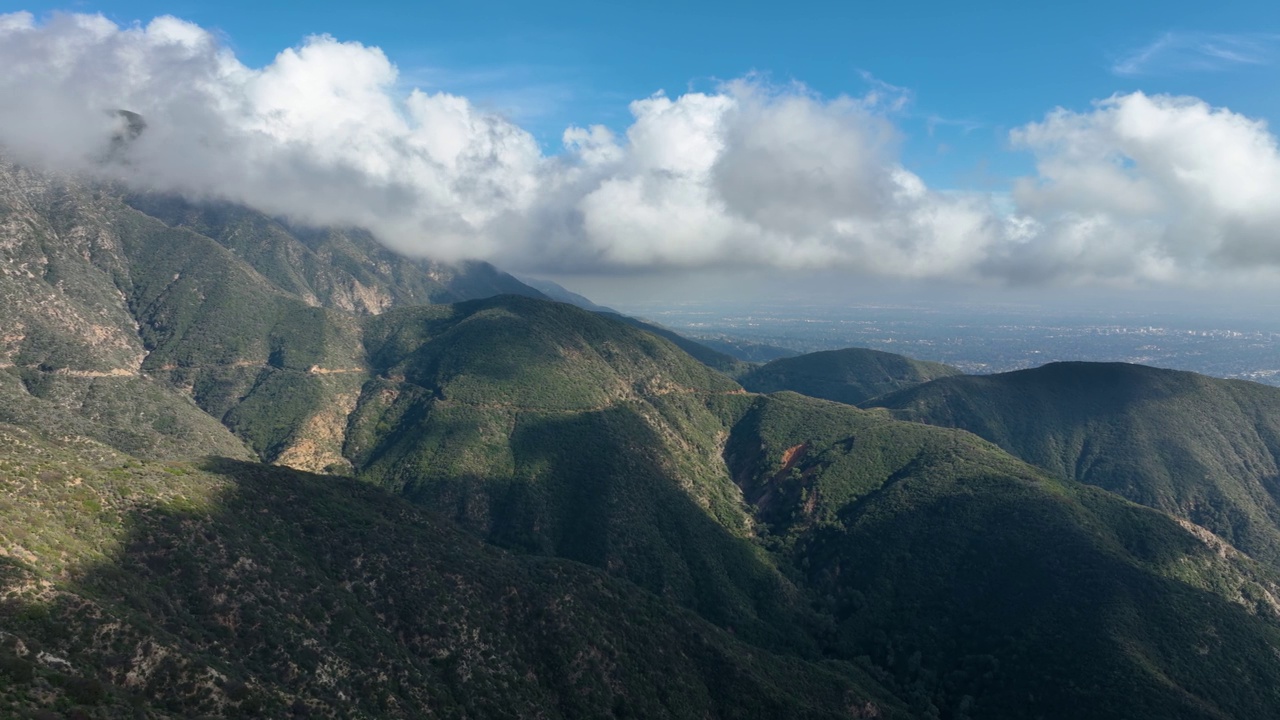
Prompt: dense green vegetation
<box><xmin>348</xmin><ymin>298</ymin><xmax>817</xmax><ymax>652</ymax></box>
<box><xmin>0</xmin><ymin>370</ymin><xmax>251</xmax><ymax>461</ymax></box>
<box><xmin>869</xmin><ymin>361</ymin><xmax>1280</xmax><ymax>565</ymax></box>
<box><xmin>343</xmin><ymin>307</ymin><xmax>1280</xmax><ymax>719</ymax></box>
<box><xmin>725</xmin><ymin>392</ymin><xmax>1280</xmax><ymax>719</ymax></box>
<box><xmin>739</xmin><ymin>347</ymin><xmax>961</xmax><ymax>405</ymax></box>
<box><xmin>8</xmin><ymin>157</ymin><xmax>1280</xmax><ymax>718</ymax></box>
<box><xmin>0</xmin><ymin>424</ymin><xmax>901</xmax><ymax>719</ymax></box>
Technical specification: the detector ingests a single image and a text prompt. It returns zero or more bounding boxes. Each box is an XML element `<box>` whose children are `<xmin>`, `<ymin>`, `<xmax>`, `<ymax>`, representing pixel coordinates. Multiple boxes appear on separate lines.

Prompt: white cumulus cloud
<box><xmin>0</xmin><ymin>12</ymin><xmax>542</xmax><ymax>260</ymax></box>
<box><xmin>1001</xmin><ymin>92</ymin><xmax>1280</xmax><ymax>283</ymax></box>
<box><xmin>2</xmin><ymin>12</ymin><xmax>1280</xmax><ymax>288</ymax></box>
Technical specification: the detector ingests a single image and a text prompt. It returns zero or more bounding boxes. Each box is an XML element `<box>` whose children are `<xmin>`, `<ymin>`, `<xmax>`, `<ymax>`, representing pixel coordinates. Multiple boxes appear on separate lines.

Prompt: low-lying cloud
<box><xmin>2</xmin><ymin>11</ymin><xmax>1280</xmax><ymax>287</ymax></box>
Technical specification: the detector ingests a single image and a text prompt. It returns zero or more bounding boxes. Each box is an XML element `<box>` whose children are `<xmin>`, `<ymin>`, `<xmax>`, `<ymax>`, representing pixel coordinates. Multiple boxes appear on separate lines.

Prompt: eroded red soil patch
<box><xmin>779</xmin><ymin>442</ymin><xmax>810</xmax><ymax>473</ymax></box>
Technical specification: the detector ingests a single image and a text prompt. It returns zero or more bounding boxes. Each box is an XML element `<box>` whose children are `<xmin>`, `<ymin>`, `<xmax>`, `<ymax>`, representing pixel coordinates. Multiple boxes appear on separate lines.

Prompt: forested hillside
<box><xmin>870</xmin><ymin>362</ymin><xmax>1280</xmax><ymax>565</ymax></box>
<box><xmin>739</xmin><ymin>348</ymin><xmax>961</xmax><ymax>405</ymax></box>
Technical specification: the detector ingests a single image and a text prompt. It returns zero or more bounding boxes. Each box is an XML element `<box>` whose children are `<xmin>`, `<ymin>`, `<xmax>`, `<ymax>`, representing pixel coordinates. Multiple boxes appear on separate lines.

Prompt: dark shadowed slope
<box><xmin>0</xmin><ymin>423</ymin><xmax>901</xmax><ymax>719</ymax></box>
<box><xmin>722</xmin><ymin>391</ymin><xmax>1280</xmax><ymax>720</ymax></box>
<box><xmin>342</xmin><ymin>299</ymin><xmax>1280</xmax><ymax>720</ymax></box>
<box><xmin>347</xmin><ymin>296</ymin><xmax>819</xmax><ymax>653</ymax></box>
<box><xmin>739</xmin><ymin>347</ymin><xmax>962</xmax><ymax>405</ymax></box>
<box><xmin>870</xmin><ymin>361</ymin><xmax>1280</xmax><ymax>565</ymax></box>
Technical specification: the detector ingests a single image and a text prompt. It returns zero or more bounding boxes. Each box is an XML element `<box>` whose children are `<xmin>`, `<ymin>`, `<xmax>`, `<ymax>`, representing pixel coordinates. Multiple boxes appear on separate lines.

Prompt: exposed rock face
<box><xmin>0</xmin><ymin>157</ymin><xmax>549</xmax><ymax>463</ymax></box>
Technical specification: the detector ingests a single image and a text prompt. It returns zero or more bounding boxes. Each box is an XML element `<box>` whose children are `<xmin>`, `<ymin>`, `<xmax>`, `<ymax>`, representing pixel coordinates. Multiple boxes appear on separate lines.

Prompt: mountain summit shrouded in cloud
<box><xmin>3</xmin><ymin>11</ymin><xmax>1280</xmax><ymax>287</ymax></box>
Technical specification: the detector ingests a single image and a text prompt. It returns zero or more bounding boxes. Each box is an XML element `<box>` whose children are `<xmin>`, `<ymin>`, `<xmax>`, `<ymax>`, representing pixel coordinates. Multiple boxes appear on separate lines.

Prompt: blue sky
<box><xmin>15</xmin><ymin>0</ymin><xmax>1280</xmax><ymax>189</ymax></box>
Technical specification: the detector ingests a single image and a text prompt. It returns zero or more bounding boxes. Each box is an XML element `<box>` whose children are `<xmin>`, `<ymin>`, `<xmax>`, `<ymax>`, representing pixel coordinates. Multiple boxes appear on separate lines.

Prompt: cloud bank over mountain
<box><xmin>2</xmin><ymin>11</ymin><xmax>1279</xmax><ymax>287</ymax></box>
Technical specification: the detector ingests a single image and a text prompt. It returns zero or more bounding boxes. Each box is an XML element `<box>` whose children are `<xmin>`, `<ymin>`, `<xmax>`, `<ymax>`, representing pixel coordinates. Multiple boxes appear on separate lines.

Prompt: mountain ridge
<box><xmin>869</xmin><ymin>360</ymin><xmax>1280</xmax><ymax>565</ymax></box>
<box><xmin>739</xmin><ymin>347</ymin><xmax>963</xmax><ymax>405</ymax></box>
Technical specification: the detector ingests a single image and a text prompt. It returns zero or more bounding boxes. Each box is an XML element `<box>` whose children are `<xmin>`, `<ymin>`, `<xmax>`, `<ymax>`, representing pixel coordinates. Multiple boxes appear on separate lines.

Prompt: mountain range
<box><xmin>3</xmin><ymin>156</ymin><xmax>1280</xmax><ymax>719</ymax></box>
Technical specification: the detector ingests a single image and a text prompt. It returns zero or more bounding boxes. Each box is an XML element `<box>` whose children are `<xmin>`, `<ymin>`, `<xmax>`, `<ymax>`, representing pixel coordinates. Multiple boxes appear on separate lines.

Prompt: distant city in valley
<box><xmin>622</xmin><ymin>301</ymin><xmax>1280</xmax><ymax>386</ymax></box>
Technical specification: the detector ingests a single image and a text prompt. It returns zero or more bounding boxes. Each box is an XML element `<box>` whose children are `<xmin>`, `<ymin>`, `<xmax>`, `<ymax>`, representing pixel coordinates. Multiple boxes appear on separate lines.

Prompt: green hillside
<box><xmin>0</xmin><ymin>158</ymin><xmax>255</xmax><ymax>461</ymax></box>
<box><xmin>0</xmin><ymin>157</ymin><xmax>549</xmax><ymax>468</ymax></box>
<box><xmin>739</xmin><ymin>347</ymin><xmax>962</xmax><ymax>405</ymax></box>
<box><xmin>723</xmin><ymin>392</ymin><xmax>1280</xmax><ymax>719</ymax></box>
<box><xmin>869</xmin><ymin>362</ymin><xmax>1280</xmax><ymax>565</ymax></box>
<box><xmin>0</xmin><ymin>423</ymin><xmax>901</xmax><ymax>719</ymax></box>
<box><xmin>340</xmin><ymin>302</ymin><xmax>1280</xmax><ymax>719</ymax></box>
<box><xmin>347</xmin><ymin>296</ymin><xmax>817</xmax><ymax>653</ymax></box>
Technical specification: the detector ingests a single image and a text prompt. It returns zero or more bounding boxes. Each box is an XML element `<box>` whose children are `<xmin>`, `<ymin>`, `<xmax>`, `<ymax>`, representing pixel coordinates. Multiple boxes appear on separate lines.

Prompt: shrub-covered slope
<box><xmin>342</xmin><ymin>301</ymin><xmax>1280</xmax><ymax>719</ymax></box>
<box><xmin>0</xmin><ymin>158</ymin><xmax>254</xmax><ymax>460</ymax></box>
<box><xmin>0</xmin><ymin>423</ymin><xmax>900</xmax><ymax>719</ymax></box>
<box><xmin>0</xmin><ymin>157</ymin><xmax>548</xmax><ymax>465</ymax></box>
<box><xmin>346</xmin><ymin>296</ymin><xmax>818</xmax><ymax>653</ymax></box>
<box><xmin>739</xmin><ymin>348</ymin><xmax>962</xmax><ymax>405</ymax></box>
<box><xmin>725</xmin><ymin>392</ymin><xmax>1280</xmax><ymax>720</ymax></box>
<box><xmin>869</xmin><ymin>362</ymin><xmax>1280</xmax><ymax>565</ymax></box>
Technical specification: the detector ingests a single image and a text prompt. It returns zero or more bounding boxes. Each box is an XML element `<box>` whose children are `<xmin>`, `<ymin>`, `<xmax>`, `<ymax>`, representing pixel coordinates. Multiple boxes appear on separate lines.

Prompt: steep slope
<box><xmin>517</xmin><ymin>275</ymin><xmax>619</xmax><ymax>313</ymax></box>
<box><xmin>339</xmin><ymin>298</ymin><xmax>1280</xmax><ymax>719</ymax></box>
<box><xmin>0</xmin><ymin>423</ymin><xmax>901</xmax><ymax>719</ymax></box>
<box><xmin>869</xmin><ymin>362</ymin><xmax>1280</xmax><ymax>565</ymax></box>
<box><xmin>111</xmin><ymin>204</ymin><xmax>370</xmax><ymax>464</ymax></box>
<box><xmin>346</xmin><ymin>296</ymin><xmax>818</xmax><ymax>653</ymax></box>
<box><xmin>724</xmin><ymin>392</ymin><xmax>1280</xmax><ymax>720</ymax></box>
<box><xmin>598</xmin><ymin>312</ymin><xmax>750</xmax><ymax>375</ymax></box>
<box><xmin>739</xmin><ymin>347</ymin><xmax>962</xmax><ymax>405</ymax></box>
<box><xmin>123</xmin><ymin>192</ymin><xmax>549</xmax><ymax>311</ymax></box>
<box><xmin>0</xmin><ymin>157</ymin><xmax>251</xmax><ymax>460</ymax></box>
<box><xmin>0</xmin><ymin>158</ymin><xmax>550</xmax><ymax>467</ymax></box>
